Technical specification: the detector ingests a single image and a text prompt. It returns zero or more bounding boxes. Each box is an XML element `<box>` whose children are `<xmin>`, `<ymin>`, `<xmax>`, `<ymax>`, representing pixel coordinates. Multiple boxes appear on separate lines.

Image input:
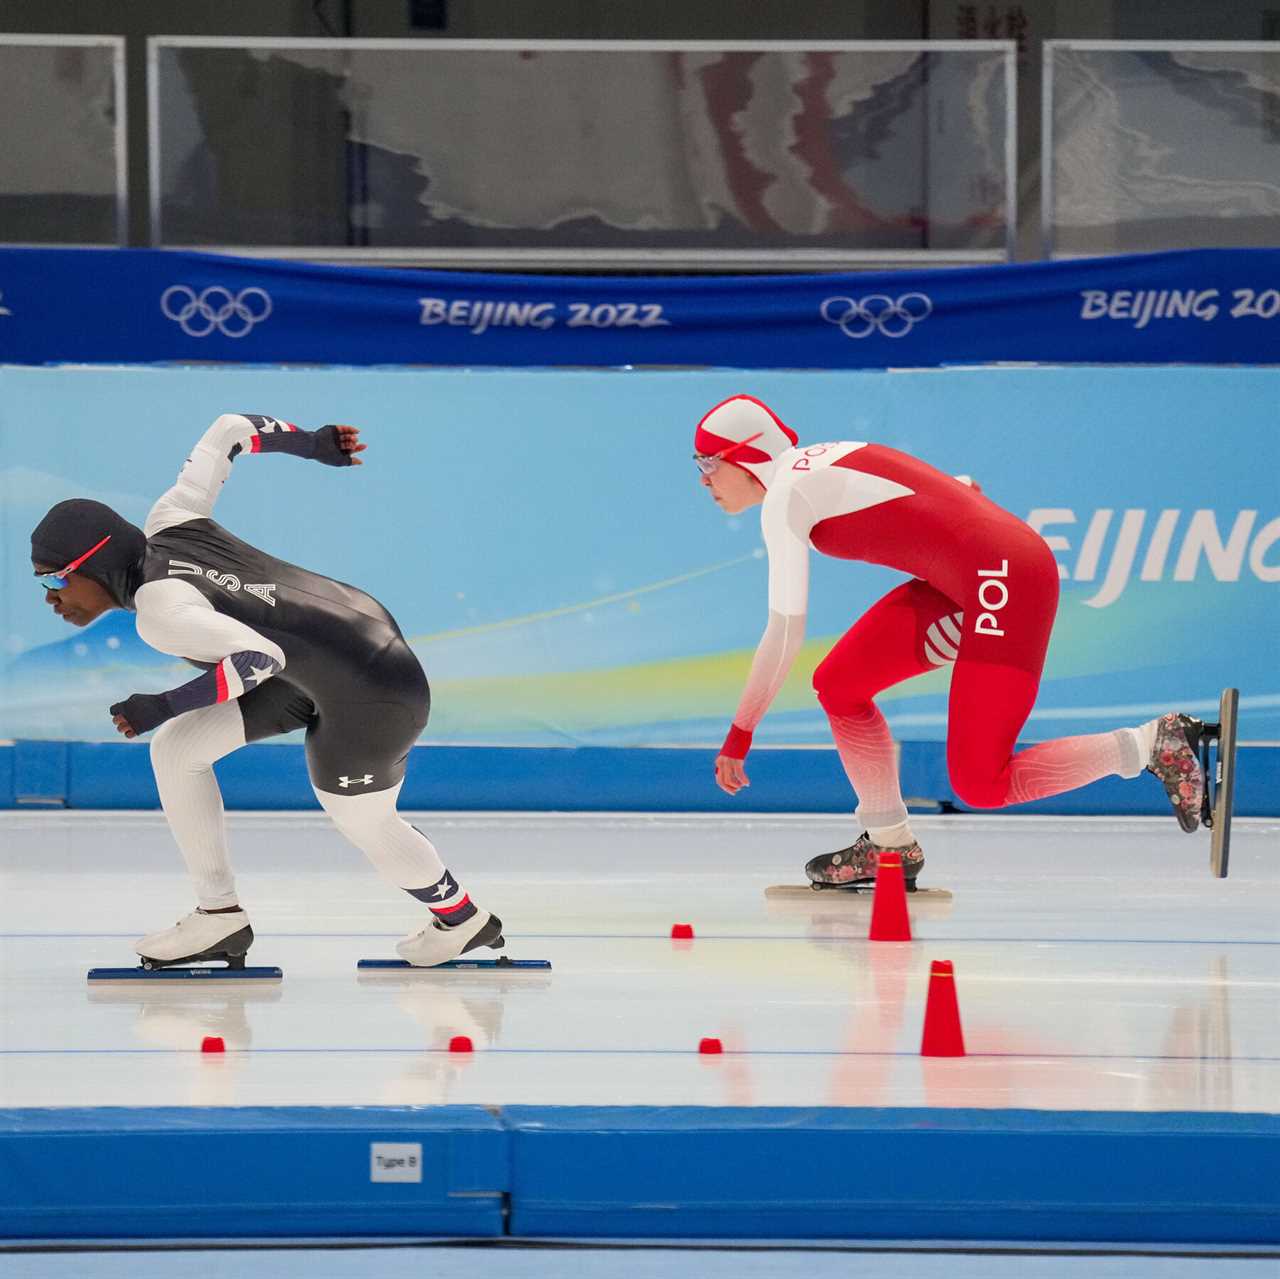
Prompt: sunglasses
<box><xmin>693</xmin><ymin>431</ymin><xmax>764</xmax><ymax>475</ymax></box>
<box><xmin>35</xmin><ymin>534</ymin><xmax>111</xmax><ymax>591</ymax></box>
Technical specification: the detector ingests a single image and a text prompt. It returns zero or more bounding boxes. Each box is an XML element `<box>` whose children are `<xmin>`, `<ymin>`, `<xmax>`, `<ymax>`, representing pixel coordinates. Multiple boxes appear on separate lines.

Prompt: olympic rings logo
<box><xmin>160</xmin><ymin>285</ymin><xmax>273</xmax><ymax>338</ymax></box>
<box><xmin>820</xmin><ymin>293</ymin><xmax>933</xmax><ymax>339</ymax></box>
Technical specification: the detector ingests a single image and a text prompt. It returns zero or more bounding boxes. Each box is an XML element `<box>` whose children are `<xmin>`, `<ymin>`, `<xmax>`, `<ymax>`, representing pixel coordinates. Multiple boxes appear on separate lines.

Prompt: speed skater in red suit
<box><xmin>695</xmin><ymin>394</ymin><xmax>1207</xmax><ymax>889</ymax></box>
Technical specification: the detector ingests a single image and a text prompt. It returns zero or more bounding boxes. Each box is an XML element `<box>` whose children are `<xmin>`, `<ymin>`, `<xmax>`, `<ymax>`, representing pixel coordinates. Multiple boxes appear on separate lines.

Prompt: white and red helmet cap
<box><xmin>694</xmin><ymin>395</ymin><xmax>799</xmax><ymax>490</ymax></box>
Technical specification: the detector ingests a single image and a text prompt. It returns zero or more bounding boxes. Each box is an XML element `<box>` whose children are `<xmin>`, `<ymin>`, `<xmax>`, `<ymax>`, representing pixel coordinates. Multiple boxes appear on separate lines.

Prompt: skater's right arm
<box><xmin>145</xmin><ymin>414</ymin><xmax>366</xmax><ymax>535</ymax></box>
<box><xmin>714</xmin><ymin>483</ymin><xmax>813</xmax><ymax>793</ymax></box>
<box><xmin>111</xmin><ymin>580</ymin><xmax>286</xmax><ymax>737</ymax></box>
<box><xmin>714</xmin><ymin>608</ymin><xmax>806</xmax><ymax>792</ymax></box>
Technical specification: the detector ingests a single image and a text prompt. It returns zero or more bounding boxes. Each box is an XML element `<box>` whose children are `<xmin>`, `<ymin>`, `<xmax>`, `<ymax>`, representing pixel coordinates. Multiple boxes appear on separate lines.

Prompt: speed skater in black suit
<box><xmin>31</xmin><ymin>414</ymin><xmax>502</xmax><ymax>969</ymax></box>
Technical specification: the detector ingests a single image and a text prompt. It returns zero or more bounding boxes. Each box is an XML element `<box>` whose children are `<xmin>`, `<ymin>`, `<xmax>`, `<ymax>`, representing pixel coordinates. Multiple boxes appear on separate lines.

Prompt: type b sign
<box><xmin>370</xmin><ymin>1142</ymin><xmax>422</xmax><ymax>1183</ymax></box>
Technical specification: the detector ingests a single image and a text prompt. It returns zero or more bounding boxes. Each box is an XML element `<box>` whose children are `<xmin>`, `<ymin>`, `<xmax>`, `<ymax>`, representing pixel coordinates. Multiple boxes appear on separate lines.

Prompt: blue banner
<box><xmin>1</xmin><ymin>247</ymin><xmax>1279</xmax><ymax>368</ymax></box>
<box><xmin>2</xmin><ymin>364</ymin><xmax>1276</xmax><ymax>748</ymax></box>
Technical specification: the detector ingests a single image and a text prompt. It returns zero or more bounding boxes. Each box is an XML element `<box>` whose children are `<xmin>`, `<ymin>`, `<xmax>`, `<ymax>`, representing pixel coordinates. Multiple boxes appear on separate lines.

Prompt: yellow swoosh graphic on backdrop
<box><xmin>407</xmin><ymin>552</ymin><xmax>760</xmax><ymax>645</ymax></box>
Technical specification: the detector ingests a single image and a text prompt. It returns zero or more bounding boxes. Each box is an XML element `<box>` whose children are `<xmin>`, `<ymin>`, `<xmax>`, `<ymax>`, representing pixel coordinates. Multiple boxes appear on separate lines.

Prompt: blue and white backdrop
<box><xmin>2</xmin><ymin>363</ymin><xmax>1276</xmax><ymax>749</ymax></box>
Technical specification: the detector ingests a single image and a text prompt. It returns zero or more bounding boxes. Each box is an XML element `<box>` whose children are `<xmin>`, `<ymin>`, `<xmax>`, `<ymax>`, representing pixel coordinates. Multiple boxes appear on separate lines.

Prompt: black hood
<box><xmin>31</xmin><ymin>500</ymin><xmax>146</xmax><ymax>609</ymax></box>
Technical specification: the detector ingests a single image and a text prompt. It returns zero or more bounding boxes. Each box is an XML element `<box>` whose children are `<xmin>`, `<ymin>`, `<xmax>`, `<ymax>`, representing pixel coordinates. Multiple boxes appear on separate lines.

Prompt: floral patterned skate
<box><xmin>1148</xmin><ymin>712</ymin><xmax>1205</xmax><ymax>833</ymax></box>
<box><xmin>804</xmin><ymin>832</ymin><xmax>925</xmax><ymax>891</ymax></box>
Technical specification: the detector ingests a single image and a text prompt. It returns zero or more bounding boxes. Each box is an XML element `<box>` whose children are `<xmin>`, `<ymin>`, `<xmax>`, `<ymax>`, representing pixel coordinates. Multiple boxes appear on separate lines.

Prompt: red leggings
<box><xmin>812</xmin><ymin>536</ymin><xmax>1061</xmax><ymax>808</ymax></box>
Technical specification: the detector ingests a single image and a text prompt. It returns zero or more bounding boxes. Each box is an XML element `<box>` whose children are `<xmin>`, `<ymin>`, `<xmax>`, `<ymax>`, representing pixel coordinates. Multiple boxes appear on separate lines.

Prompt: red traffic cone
<box><xmin>920</xmin><ymin>960</ymin><xmax>966</xmax><ymax>1057</ymax></box>
<box><xmin>698</xmin><ymin>1037</ymin><xmax>723</xmax><ymax>1055</ymax></box>
<box><xmin>868</xmin><ymin>852</ymin><xmax>912</xmax><ymax>942</ymax></box>
<box><xmin>670</xmin><ymin>923</ymin><xmax>695</xmax><ymax>940</ymax></box>
<box><xmin>448</xmin><ymin>1035</ymin><xmax>474</xmax><ymax>1054</ymax></box>
<box><xmin>200</xmin><ymin>1036</ymin><xmax>225</xmax><ymax>1054</ymax></box>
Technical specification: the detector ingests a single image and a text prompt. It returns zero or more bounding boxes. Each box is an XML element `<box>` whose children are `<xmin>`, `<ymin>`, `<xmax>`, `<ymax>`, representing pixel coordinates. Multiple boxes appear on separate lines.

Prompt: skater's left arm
<box><xmin>145</xmin><ymin>414</ymin><xmax>366</xmax><ymax>536</ymax></box>
<box><xmin>110</xmin><ymin>582</ymin><xmax>286</xmax><ymax>737</ymax></box>
<box><xmin>714</xmin><ymin>485</ymin><xmax>813</xmax><ymax>795</ymax></box>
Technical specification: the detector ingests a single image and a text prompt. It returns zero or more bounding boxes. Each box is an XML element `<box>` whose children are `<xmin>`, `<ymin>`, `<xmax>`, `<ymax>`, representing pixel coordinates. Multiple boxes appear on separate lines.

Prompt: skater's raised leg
<box><xmin>946</xmin><ymin>655</ymin><xmax>1204</xmax><ymax>828</ymax></box>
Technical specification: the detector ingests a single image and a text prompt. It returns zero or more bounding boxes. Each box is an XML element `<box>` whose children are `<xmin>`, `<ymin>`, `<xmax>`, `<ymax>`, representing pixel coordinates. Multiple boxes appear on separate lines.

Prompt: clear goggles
<box><xmin>693</xmin><ymin>431</ymin><xmax>764</xmax><ymax>475</ymax></box>
<box><xmin>36</xmin><ymin>534</ymin><xmax>111</xmax><ymax>590</ymax></box>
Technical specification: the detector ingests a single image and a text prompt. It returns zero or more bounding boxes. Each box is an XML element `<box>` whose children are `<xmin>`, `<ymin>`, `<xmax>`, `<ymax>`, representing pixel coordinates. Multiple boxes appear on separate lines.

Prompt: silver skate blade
<box><xmin>1210</xmin><ymin>686</ymin><xmax>1238</xmax><ymax>879</ymax></box>
<box><xmin>357</xmin><ymin>958</ymin><xmax>552</xmax><ymax>971</ymax></box>
<box><xmin>87</xmin><ymin>966</ymin><xmax>282</xmax><ymax>982</ymax></box>
<box><xmin>766</xmin><ymin>885</ymin><xmax>953</xmax><ymax>901</ymax></box>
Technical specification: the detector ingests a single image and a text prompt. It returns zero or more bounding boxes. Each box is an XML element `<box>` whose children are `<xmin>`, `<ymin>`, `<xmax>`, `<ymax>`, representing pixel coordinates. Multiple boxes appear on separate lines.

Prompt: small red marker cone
<box><xmin>200</xmin><ymin>1036</ymin><xmax>225</xmax><ymax>1054</ymax></box>
<box><xmin>698</xmin><ymin>1037</ymin><xmax>723</xmax><ymax>1055</ymax></box>
<box><xmin>868</xmin><ymin>852</ymin><xmax>912</xmax><ymax>942</ymax></box>
<box><xmin>670</xmin><ymin>923</ymin><xmax>695</xmax><ymax>940</ymax></box>
<box><xmin>448</xmin><ymin>1035</ymin><xmax>474</xmax><ymax>1054</ymax></box>
<box><xmin>920</xmin><ymin>960</ymin><xmax>966</xmax><ymax>1057</ymax></box>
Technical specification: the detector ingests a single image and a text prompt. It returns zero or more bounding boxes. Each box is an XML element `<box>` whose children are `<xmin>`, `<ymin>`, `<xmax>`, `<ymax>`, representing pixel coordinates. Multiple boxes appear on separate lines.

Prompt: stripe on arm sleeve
<box><xmin>231</xmin><ymin>416</ymin><xmax>308</xmax><ymax>459</ymax></box>
<box><xmin>170</xmin><ymin>649</ymin><xmax>284</xmax><ymax>716</ymax></box>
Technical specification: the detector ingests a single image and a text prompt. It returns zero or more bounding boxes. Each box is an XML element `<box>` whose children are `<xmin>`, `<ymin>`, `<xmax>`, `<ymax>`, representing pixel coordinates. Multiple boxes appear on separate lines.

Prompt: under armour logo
<box><xmin>338</xmin><ymin>774</ymin><xmax>374</xmax><ymax>788</ymax></box>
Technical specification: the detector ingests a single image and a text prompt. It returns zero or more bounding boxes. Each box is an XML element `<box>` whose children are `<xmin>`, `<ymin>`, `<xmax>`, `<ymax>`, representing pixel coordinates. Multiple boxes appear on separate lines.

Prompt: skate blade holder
<box><xmin>357</xmin><ymin>958</ymin><xmax>552</xmax><ymax>972</ymax></box>
<box><xmin>766</xmin><ymin>884</ymin><xmax>952</xmax><ymax>902</ymax></box>
<box><xmin>88</xmin><ymin>959</ymin><xmax>282</xmax><ymax>982</ymax></box>
<box><xmin>1197</xmin><ymin>686</ymin><xmax>1239</xmax><ymax>879</ymax></box>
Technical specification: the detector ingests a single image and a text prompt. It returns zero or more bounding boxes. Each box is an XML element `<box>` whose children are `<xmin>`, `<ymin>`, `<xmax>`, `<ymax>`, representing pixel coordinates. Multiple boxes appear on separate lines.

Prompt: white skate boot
<box><xmin>134</xmin><ymin>908</ymin><xmax>254</xmax><ymax>970</ymax></box>
<box><xmin>396</xmin><ymin>909</ymin><xmax>504</xmax><ymax>968</ymax></box>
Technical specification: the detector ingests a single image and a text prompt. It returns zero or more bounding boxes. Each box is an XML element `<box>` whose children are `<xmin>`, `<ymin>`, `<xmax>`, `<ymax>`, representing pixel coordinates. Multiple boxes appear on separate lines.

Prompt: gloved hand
<box><xmin>312</xmin><ymin>424</ymin><xmax>366</xmax><ymax>467</ymax></box>
<box><xmin>109</xmin><ymin>692</ymin><xmax>173</xmax><ymax>738</ymax></box>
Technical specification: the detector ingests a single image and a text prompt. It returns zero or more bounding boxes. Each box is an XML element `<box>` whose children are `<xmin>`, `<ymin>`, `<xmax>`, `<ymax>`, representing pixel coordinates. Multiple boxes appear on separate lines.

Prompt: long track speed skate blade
<box><xmin>1205</xmin><ymin>686</ymin><xmax>1239</xmax><ymax>879</ymax></box>
<box><xmin>357</xmin><ymin>958</ymin><xmax>551</xmax><ymax>971</ymax></box>
<box><xmin>766</xmin><ymin>885</ymin><xmax>953</xmax><ymax>901</ymax></box>
<box><xmin>87</xmin><ymin>966</ymin><xmax>282</xmax><ymax>982</ymax></box>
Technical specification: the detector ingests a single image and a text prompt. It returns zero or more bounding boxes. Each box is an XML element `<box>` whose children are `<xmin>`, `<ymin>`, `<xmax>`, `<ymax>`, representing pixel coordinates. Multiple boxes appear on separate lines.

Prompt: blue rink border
<box><xmin>1</xmin><ymin>1106</ymin><xmax>1276</xmax><ymax>1245</ymax></box>
<box><xmin>3</xmin><ymin>740</ymin><xmax>1278</xmax><ymax>815</ymax></box>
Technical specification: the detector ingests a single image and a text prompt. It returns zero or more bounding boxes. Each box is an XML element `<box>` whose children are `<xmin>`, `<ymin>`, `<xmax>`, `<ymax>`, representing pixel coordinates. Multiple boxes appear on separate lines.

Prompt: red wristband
<box><xmin>720</xmin><ymin>724</ymin><xmax>754</xmax><ymax>760</ymax></box>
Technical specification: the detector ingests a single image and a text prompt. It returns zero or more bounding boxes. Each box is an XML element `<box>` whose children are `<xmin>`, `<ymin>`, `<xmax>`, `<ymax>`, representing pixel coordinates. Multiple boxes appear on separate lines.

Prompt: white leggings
<box><xmin>150</xmin><ymin>701</ymin><xmax>448</xmax><ymax>910</ymax></box>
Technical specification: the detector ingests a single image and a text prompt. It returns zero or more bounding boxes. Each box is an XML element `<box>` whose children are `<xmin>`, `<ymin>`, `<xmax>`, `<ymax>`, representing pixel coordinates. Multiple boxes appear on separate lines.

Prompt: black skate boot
<box><xmin>1147</xmin><ymin>713</ymin><xmax>1205</xmax><ymax>834</ymax></box>
<box><xmin>805</xmin><ymin>832</ymin><xmax>925</xmax><ymax>892</ymax></box>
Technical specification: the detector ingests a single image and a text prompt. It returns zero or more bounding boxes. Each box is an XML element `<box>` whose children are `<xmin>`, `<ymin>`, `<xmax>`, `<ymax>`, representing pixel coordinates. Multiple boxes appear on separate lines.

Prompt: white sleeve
<box><xmin>728</xmin><ymin>608</ymin><xmax>807</xmax><ymax>736</ymax></box>
<box><xmin>718</xmin><ymin>483</ymin><xmax>815</xmax><ymax>748</ymax></box>
<box><xmin>761</xmin><ymin>482</ymin><xmax>816</xmax><ymax>617</ymax></box>
<box><xmin>134</xmin><ymin>579</ymin><xmax>285</xmax><ymax>669</ymax></box>
<box><xmin>144</xmin><ymin>414</ymin><xmax>264</xmax><ymax>536</ymax></box>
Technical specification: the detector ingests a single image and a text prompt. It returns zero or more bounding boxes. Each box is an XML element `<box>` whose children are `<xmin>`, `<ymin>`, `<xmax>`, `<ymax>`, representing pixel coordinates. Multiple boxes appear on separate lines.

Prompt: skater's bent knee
<box><xmin>150</xmin><ymin>702</ymin><xmax>244</xmax><ymax>775</ymax></box>
<box><xmin>314</xmin><ymin>786</ymin><xmax>401</xmax><ymax>835</ymax></box>
<box><xmin>812</xmin><ymin>670</ymin><xmax>876</xmax><ymax>718</ymax></box>
<box><xmin>150</xmin><ymin>715</ymin><xmax>214</xmax><ymax>774</ymax></box>
<box><xmin>949</xmin><ymin>771</ymin><xmax>1010</xmax><ymax>809</ymax></box>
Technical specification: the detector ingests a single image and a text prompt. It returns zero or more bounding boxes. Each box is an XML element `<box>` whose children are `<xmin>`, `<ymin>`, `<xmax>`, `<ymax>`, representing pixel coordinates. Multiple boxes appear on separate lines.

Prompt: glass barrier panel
<box><xmin>0</xmin><ymin>37</ymin><xmax>125</xmax><ymax>245</ymax></box>
<box><xmin>151</xmin><ymin>40</ymin><xmax>1014</xmax><ymax>265</ymax></box>
<box><xmin>1045</xmin><ymin>43</ymin><xmax>1280</xmax><ymax>257</ymax></box>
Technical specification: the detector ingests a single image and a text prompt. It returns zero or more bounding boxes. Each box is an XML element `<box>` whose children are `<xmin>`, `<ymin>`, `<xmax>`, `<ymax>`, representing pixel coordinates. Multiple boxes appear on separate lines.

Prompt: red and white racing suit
<box><xmin>721</xmin><ymin>441</ymin><xmax>1145</xmax><ymax>822</ymax></box>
